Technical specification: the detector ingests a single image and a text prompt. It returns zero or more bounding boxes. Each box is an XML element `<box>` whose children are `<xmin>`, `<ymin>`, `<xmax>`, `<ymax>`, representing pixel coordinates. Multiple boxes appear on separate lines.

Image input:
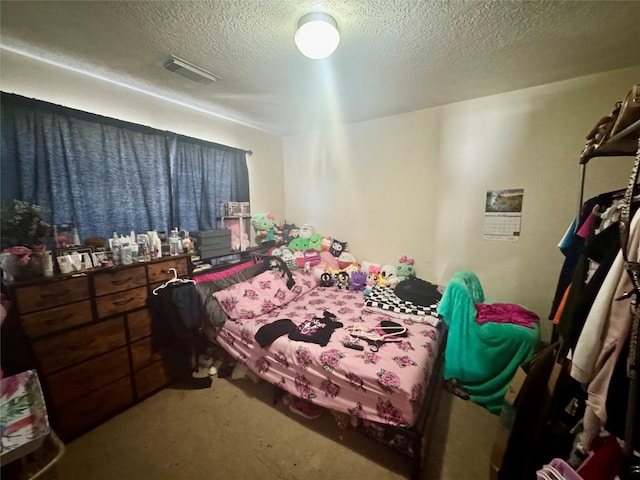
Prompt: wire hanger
<box><xmin>152</xmin><ymin>268</ymin><xmax>195</xmax><ymax>295</ymax></box>
<box><xmin>345</xmin><ymin>323</ymin><xmax>408</xmax><ymax>352</ymax></box>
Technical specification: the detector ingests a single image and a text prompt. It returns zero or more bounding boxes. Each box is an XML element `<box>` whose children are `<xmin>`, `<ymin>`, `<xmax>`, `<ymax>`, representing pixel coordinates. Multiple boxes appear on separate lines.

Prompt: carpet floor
<box><xmin>46</xmin><ymin>374</ymin><xmax>500</xmax><ymax>480</ymax></box>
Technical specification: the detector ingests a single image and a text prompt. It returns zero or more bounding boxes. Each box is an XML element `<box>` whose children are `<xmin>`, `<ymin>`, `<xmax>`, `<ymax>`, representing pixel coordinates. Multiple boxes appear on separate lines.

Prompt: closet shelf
<box><xmin>580</xmin><ymin>119</ymin><xmax>640</xmax><ymax>164</ymax></box>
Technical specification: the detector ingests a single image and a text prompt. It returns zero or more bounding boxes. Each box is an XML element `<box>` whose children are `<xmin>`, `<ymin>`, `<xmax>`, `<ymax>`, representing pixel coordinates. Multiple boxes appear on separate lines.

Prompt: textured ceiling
<box><xmin>1</xmin><ymin>0</ymin><xmax>639</xmax><ymax>136</ymax></box>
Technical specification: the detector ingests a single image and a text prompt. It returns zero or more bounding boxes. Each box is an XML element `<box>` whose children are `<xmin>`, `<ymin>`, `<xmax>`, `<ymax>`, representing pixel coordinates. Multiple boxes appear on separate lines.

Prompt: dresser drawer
<box><xmin>96</xmin><ymin>286</ymin><xmax>147</xmax><ymax>318</ymax></box>
<box><xmin>147</xmin><ymin>257</ymin><xmax>189</xmax><ymax>285</ymax></box>
<box><xmin>135</xmin><ymin>360</ymin><xmax>172</xmax><ymax>399</ymax></box>
<box><xmin>46</xmin><ymin>346</ymin><xmax>130</xmax><ymax>407</ymax></box>
<box><xmin>94</xmin><ymin>265</ymin><xmax>147</xmax><ymax>296</ymax></box>
<box><xmin>56</xmin><ymin>376</ymin><xmax>133</xmax><ymax>441</ymax></box>
<box><xmin>32</xmin><ymin>317</ymin><xmax>127</xmax><ymax>374</ymax></box>
<box><xmin>21</xmin><ymin>300</ymin><xmax>92</xmax><ymax>339</ymax></box>
<box><xmin>127</xmin><ymin>309</ymin><xmax>152</xmax><ymax>342</ymax></box>
<box><xmin>131</xmin><ymin>336</ymin><xmax>163</xmax><ymax>371</ymax></box>
<box><xmin>15</xmin><ymin>276</ymin><xmax>90</xmax><ymax>314</ymax></box>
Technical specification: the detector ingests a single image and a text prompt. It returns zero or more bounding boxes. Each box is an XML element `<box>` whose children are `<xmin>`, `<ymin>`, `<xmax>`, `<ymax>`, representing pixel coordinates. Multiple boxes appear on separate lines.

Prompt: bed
<box><xmin>195</xmin><ymin>262</ymin><xmax>447</xmax><ymax>479</ymax></box>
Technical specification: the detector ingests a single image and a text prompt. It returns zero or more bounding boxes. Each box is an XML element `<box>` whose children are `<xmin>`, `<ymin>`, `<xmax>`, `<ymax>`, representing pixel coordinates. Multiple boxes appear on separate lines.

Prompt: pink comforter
<box><xmin>216</xmin><ymin>275</ymin><xmax>443</xmax><ymax>427</ymax></box>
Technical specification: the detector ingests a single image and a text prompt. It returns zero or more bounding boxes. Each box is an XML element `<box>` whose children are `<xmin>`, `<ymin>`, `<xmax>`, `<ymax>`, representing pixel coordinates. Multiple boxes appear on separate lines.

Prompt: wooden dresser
<box><xmin>6</xmin><ymin>255</ymin><xmax>190</xmax><ymax>441</ymax></box>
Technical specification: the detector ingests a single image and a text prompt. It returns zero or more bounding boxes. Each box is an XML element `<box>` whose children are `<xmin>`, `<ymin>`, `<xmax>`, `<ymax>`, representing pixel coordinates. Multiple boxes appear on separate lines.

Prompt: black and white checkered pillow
<box><xmin>365</xmin><ymin>285</ymin><xmax>439</xmax><ymax>317</ymax></box>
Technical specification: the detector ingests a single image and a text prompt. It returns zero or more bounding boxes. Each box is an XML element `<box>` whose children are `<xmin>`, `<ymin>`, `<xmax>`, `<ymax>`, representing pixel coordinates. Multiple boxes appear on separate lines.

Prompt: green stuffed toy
<box><xmin>308</xmin><ymin>233</ymin><xmax>323</xmax><ymax>251</ymax></box>
<box><xmin>251</xmin><ymin>212</ymin><xmax>277</xmax><ymax>245</ymax></box>
<box><xmin>288</xmin><ymin>237</ymin><xmax>310</xmax><ymax>251</ymax></box>
<box><xmin>396</xmin><ymin>255</ymin><xmax>416</xmax><ymax>282</ymax></box>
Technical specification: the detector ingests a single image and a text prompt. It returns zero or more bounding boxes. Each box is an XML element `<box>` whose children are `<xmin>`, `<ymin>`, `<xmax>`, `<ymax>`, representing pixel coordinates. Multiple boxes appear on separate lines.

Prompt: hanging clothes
<box><xmin>148</xmin><ymin>282</ymin><xmax>202</xmax><ymax>353</ymax></box>
<box><xmin>556</xmin><ymin>221</ymin><xmax>621</xmax><ymax>351</ymax></box>
<box><xmin>147</xmin><ymin>282</ymin><xmax>208</xmax><ymax>386</ymax></box>
<box><xmin>571</xmin><ymin>208</ymin><xmax>640</xmax><ymax>452</ymax></box>
<box><xmin>605</xmin><ymin>337</ymin><xmax>640</xmax><ymax>456</ymax></box>
<box><xmin>549</xmin><ymin>189</ymin><xmax>624</xmax><ymax>321</ymax></box>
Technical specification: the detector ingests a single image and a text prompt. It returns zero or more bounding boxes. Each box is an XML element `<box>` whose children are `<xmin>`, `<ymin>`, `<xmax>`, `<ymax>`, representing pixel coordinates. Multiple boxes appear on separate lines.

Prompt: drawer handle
<box><xmin>113</xmin><ymin>298</ymin><xmax>135</xmax><ymax>306</ymax></box>
<box><xmin>111</xmin><ymin>277</ymin><xmax>132</xmax><ymax>286</ymax></box>
<box><xmin>69</xmin><ymin>338</ymin><xmax>94</xmax><ymax>351</ymax></box>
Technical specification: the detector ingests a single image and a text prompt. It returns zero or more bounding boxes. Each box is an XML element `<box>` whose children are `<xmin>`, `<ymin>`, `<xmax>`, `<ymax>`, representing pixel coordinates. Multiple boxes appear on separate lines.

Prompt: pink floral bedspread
<box><xmin>216</xmin><ymin>279</ymin><xmax>443</xmax><ymax>427</ymax></box>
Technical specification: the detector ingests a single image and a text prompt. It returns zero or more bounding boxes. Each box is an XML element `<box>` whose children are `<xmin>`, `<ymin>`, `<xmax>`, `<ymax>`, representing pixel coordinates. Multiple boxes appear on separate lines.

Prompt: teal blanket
<box><xmin>438</xmin><ymin>270</ymin><xmax>539</xmax><ymax>414</ymax></box>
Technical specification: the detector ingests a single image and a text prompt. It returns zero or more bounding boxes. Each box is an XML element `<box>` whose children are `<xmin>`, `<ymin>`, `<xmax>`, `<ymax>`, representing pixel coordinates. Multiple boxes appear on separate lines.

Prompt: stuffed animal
<box><xmin>321</xmin><ymin>236</ymin><xmax>333</xmax><ymax>251</ymax></box>
<box><xmin>281</xmin><ymin>221</ymin><xmax>296</xmax><ymax>240</ymax></box>
<box><xmin>349</xmin><ymin>271</ymin><xmax>367</xmax><ymax>292</ymax></box>
<box><xmin>344</xmin><ymin>262</ymin><xmax>361</xmax><ymax>277</ymax></box>
<box><xmin>251</xmin><ymin>212</ymin><xmax>278</xmax><ymax>245</ymax></box>
<box><xmin>335</xmin><ymin>271</ymin><xmax>350</xmax><ymax>289</ymax></box>
<box><xmin>361</xmin><ymin>261</ymin><xmax>381</xmax><ymax>275</ymax></box>
<box><xmin>294</xmin><ymin>250</ymin><xmax>306</xmax><ymax>268</ymax></box>
<box><xmin>337</xmin><ymin>251</ymin><xmax>357</xmax><ymax>270</ymax></box>
<box><xmin>380</xmin><ymin>264</ymin><xmax>396</xmax><ymax>282</ymax></box>
<box><xmin>288</xmin><ymin>237</ymin><xmax>310</xmax><ymax>251</ymax></box>
<box><xmin>387</xmin><ymin>275</ymin><xmax>400</xmax><ymax>288</ymax></box>
<box><xmin>280</xmin><ymin>247</ymin><xmax>298</xmax><ymax>271</ymax></box>
<box><xmin>364</xmin><ymin>272</ymin><xmax>378</xmax><ymax>295</ymax></box>
<box><xmin>288</xmin><ymin>226</ymin><xmax>300</xmax><ymax>241</ymax></box>
<box><xmin>308</xmin><ymin>233</ymin><xmax>323</xmax><ymax>251</ymax></box>
<box><xmin>303</xmin><ymin>249</ymin><xmax>321</xmax><ymax>267</ymax></box>
<box><xmin>396</xmin><ymin>255</ymin><xmax>416</xmax><ymax>282</ymax></box>
<box><xmin>329</xmin><ymin>239</ymin><xmax>348</xmax><ymax>257</ymax></box>
<box><xmin>299</xmin><ymin>224</ymin><xmax>314</xmax><ymax>239</ymax></box>
<box><xmin>319</xmin><ymin>272</ymin><xmax>334</xmax><ymax>287</ymax></box>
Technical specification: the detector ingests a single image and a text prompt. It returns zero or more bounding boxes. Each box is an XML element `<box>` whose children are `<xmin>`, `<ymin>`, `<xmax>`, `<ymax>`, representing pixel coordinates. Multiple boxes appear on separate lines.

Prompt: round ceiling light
<box><xmin>295</xmin><ymin>12</ymin><xmax>340</xmax><ymax>60</ymax></box>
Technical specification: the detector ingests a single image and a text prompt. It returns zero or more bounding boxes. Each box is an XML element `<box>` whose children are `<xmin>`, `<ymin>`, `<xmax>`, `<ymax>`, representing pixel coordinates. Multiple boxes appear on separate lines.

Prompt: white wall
<box><xmin>284</xmin><ymin>66</ymin><xmax>640</xmax><ymax>341</ymax></box>
<box><xmin>0</xmin><ymin>49</ymin><xmax>285</xmax><ymax>223</ymax></box>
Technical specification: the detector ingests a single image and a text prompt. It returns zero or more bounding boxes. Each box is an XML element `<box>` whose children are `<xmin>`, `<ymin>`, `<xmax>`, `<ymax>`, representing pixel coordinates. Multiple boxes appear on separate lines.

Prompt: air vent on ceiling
<box><xmin>163</xmin><ymin>56</ymin><xmax>221</xmax><ymax>84</ymax></box>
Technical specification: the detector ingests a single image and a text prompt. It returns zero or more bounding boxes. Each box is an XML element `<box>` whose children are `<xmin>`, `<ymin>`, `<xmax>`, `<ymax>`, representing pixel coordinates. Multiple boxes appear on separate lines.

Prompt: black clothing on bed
<box><xmin>255</xmin><ymin>311</ymin><xmax>343</xmax><ymax>348</ymax></box>
<box><xmin>394</xmin><ymin>277</ymin><xmax>442</xmax><ymax>307</ymax></box>
<box><xmin>288</xmin><ymin>311</ymin><xmax>343</xmax><ymax>347</ymax></box>
<box><xmin>255</xmin><ymin>318</ymin><xmax>296</xmax><ymax>347</ymax></box>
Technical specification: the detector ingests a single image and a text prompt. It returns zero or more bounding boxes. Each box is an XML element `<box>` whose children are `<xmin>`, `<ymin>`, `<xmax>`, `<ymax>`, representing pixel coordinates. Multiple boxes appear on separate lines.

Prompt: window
<box><xmin>0</xmin><ymin>92</ymin><xmax>249</xmax><ymax>245</ymax></box>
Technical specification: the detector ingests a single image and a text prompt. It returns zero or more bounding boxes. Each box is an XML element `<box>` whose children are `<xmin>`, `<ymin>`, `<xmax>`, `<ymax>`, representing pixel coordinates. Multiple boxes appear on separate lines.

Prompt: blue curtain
<box><xmin>169</xmin><ymin>135</ymin><xmax>249</xmax><ymax>234</ymax></box>
<box><xmin>0</xmin><ymin>93</ymin><xmax>249</xmax><ymax>244</ymax></box>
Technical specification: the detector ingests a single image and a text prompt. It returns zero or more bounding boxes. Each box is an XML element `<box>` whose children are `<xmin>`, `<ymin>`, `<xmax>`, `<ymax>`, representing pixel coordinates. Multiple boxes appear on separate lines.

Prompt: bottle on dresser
<box><xmin>137</xmin><ymin>234</ymin><xmax>150</xmax><ymax>262</ymax></box>
<box><xmin>121</xmin><ymin>236</ymin><xmax>132</xmax><ymax>265</ymax></box>
<box><xmin>111</xmin><ymin>232</ymin><xmax>122</xmax><ymax>266</ymax></box>
<box><xmin>147</xmin><ymin>231</ymin><xmax>160</xmax><ymax>259</ymax></box>
<box><xmin>129</xmin><ymin>230</ymin><xmax>138</xmax><ymax>262</ymax></box>
<box><xmin>169</xmin><ymin>228</ymin><xmax>181</xmax><ymax>256</ymax></box>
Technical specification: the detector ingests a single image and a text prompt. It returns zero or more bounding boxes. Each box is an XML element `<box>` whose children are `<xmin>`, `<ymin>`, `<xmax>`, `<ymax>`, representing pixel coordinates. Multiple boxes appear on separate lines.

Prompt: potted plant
<box><xmin>0</xmin><ymin>200</ymin><xmax>52</xmax><ymax>281</ymax></box>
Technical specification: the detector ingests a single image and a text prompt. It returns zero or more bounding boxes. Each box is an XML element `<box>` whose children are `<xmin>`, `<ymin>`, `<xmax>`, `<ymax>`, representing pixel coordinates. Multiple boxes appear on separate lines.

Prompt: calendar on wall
<box><xmin>483</xmin><ymin>188</ymin><xmax>524</xmax><ymax>241</ymax></box>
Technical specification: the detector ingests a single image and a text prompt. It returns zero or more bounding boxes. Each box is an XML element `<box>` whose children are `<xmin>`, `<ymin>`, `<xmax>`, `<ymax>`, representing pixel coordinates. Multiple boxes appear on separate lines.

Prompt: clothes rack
<box><xmin>577</xmin><ymin>118</ymin><xmax>640</xmax><ymax>222</ymax></box>
<box><xmin>575</xmin><ymin>103</ymin><xmax>640</xmax><ymax>465</ymax></box>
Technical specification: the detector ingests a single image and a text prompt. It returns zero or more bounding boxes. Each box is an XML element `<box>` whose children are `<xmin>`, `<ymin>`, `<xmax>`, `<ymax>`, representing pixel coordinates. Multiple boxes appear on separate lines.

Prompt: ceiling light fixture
<box><xmin>295</xmin><ymin>12</ymin><xmax>340</xmax><ymax>60</ymax></box>
<box><xmin>163</xmin><ymin>55</ymin><xmax>221</xmax><ymax>84</ymax></box>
